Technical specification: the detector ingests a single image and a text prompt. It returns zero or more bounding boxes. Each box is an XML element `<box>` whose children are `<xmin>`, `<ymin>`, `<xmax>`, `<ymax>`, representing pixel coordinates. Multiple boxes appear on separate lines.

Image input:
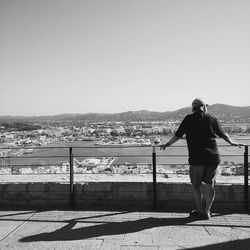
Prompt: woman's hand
<box><xmin>160</xmin><ymin>143</ymin><xmax>169</xmax><ymax>150</ymax></box>
<box><xmin>231</xmin><ymin>142</ymin><xmax>244</xmax><ymax>148</ymax></box>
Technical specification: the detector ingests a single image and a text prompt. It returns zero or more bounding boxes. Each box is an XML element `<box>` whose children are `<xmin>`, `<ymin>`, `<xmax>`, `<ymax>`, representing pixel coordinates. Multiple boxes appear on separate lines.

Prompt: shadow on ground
<box><xmin>19</xmin><ymin>213</ymin><xmax>249</xmax><ymax>246</ymax></box>
<box><xmin>19</xmin><ymin>216</ymin><xmax>195</xmax><ymax>242</ymax></box>
<box><xmin>186</xmin><ymin>238</ymin><xmax>250</xmax><ymax>250</ymax></box>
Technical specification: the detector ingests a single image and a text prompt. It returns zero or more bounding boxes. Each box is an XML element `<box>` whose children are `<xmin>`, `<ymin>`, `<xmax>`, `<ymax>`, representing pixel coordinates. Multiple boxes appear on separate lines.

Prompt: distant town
<box><xmin>0</xmin><ymin>120</ymin><xmax>181</xmax><ymax>148</ymax></box>
<box><xmin>0</xmin><ymin>118</ymin><xmax>248</xmax><ymax>150</ymax></box>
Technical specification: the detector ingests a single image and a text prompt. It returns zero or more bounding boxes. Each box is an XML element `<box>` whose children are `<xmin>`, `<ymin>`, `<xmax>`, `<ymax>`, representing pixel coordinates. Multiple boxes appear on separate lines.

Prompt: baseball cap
<box><xmin>192</xmin><ymin>98</ymin><xmax>209</xmax><ymax>108</ymax></box>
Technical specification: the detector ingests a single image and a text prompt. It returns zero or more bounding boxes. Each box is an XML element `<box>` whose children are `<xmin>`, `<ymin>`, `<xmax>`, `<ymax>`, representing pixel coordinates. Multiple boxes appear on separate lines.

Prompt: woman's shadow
<box><xmin>20</xmin><ymin>215</ymin><xmax>196</xmax><ymax>242</ymax></box>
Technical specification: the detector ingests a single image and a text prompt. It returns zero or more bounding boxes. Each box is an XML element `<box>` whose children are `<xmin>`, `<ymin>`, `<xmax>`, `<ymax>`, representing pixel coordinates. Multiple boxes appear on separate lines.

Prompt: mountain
<box><xmin>208</xmin><ymin>104</ymin><xmax>250</xmax><ymax>118</ymax></box>
<box><xmin>1</xmin><ymin>104</ymin><xmax>250</xmax><ymax>123</ymax></box>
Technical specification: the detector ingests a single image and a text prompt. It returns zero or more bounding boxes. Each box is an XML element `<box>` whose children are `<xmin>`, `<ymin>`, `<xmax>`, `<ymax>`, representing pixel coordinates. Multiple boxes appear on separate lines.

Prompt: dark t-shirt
<box><xmin>175</xmin><ymin>112</ymin><xmax>227</xmax><ymax>165</ymax></box>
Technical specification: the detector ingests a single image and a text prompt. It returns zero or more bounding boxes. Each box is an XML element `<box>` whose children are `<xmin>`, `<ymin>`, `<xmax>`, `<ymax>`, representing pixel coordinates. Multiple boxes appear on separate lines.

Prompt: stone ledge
<box><xmin>0</xmin><ymin>182</ymin><xmax>248</xmax><ymax>211</ymax></box>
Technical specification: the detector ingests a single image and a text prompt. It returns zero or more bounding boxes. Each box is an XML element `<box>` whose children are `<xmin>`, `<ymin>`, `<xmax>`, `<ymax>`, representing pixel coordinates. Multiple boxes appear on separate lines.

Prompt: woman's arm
<box><xmin>221</xmin><ymin>133</ymin><xmax>242</xmax><ymax>148</ymax></box>
<box><xmin>160</xmin><ymin>135</ymin><xmax>181</xmax><ymax>150</ymax></box>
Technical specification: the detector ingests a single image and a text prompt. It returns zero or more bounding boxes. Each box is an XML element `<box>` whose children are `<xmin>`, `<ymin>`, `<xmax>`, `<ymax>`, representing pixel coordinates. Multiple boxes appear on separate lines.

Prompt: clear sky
<box><xmin>1</xmin><ymin>0</ymin><xmax>250</xmax><ymax>116</ymax></box>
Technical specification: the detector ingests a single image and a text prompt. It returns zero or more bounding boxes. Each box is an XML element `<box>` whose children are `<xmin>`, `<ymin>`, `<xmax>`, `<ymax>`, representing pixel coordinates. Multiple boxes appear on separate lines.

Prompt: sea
<box><xmin>4</xmin><ymin>136</ymin><xmax>250</xmax><ymax>167</ymax></box>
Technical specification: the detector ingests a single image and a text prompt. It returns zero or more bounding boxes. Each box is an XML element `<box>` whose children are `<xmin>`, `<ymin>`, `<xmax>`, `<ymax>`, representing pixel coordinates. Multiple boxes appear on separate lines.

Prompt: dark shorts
<box><xmin>189</xmin><ymin>165</ymin><xmax>218</xmax><ymax>187</ymax></box>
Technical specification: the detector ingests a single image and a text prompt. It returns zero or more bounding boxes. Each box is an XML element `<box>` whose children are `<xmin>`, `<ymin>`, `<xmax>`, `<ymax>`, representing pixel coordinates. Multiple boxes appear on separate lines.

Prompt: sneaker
<box><xmin>189</xmin><ymin>210</ymin><xmax>204</xmax><ymax>219</ymax></box>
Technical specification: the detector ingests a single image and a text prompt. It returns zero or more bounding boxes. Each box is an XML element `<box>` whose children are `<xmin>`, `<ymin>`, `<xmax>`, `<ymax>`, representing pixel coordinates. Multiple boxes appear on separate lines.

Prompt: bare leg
<box><xmin>203</xmin><ymin>183</ymin><xmax>215</xmax><ymax>218</ymax></box>
<box><xmin>191</xmin><ymin>185</ymin><xmax>203</xmax><ymax>212</ymax></box>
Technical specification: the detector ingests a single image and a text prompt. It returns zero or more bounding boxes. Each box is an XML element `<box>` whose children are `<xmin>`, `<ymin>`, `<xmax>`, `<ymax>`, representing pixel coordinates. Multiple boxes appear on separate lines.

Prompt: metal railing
<box><xmin>0</xmin><ymin>143</ymin><xmax>249</xmax><ymax>211</ymax></box>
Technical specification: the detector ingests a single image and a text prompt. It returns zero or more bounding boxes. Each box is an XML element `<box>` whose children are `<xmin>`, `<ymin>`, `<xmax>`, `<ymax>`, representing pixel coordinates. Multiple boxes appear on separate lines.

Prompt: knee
<box><xmin>205</xmin><ymin>181</ymin><xmax>215</xmax><ymax>189</ymax></box>
<box><xmin>205</xmin><ymin>183</ymin><xmax>215</xmax><ymax>194</ymax></box>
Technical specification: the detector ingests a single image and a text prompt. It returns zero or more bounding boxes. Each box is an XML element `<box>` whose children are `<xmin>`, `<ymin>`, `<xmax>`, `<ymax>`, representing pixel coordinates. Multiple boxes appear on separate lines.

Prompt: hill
<box><xmin>0</xmin><ymin>104</ymin><xmax>250</xmax><ymax>123</ymax></box>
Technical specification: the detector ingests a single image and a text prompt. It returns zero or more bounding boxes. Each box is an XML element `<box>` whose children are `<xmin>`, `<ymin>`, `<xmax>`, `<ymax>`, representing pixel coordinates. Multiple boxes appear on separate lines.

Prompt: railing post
<box><xmin>244</xmin><ymin>146</ymin><xmax>249</xmax><ymax>212</ymax></box>
<box><xmin>69</xmin><ymin>147</ymin><xmax>74</xmax><ymax>206</ymax></box>
<box><xmin>152</xmin><ymin>146</ymin><xmax>157</xmax><ymax>209</ymax></box>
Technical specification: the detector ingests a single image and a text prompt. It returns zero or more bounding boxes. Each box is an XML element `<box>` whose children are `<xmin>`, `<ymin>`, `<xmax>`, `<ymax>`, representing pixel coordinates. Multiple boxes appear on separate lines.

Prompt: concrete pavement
<box><xmin>0</xmin><ymin>209</ymin><xmax>250</xmax><ymax>250</ymax></box>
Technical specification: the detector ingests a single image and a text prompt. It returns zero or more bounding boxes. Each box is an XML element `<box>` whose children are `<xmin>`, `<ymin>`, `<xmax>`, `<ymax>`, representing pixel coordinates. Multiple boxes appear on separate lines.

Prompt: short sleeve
<box><xmin>175</xmin><ymin>116</ymin><xmax>188</xmax><ymax>138</ymax></box>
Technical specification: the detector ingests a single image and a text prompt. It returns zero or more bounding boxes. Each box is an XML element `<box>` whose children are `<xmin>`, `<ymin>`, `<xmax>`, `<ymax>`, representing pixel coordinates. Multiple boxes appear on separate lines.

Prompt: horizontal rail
<box><xmin>1</xmin><ymin>143</ymin><xmax>250</xmax><ymax>150</ymax></box>
<box><xmin>0</xmin><ymin>163</ymin><xmax>247</xmax><ymax>166</ymax></box>
<box><xmin>0</xmin><ymin>173</ymin><xmax>154</xmax><ymax>175</ymax></box>
<box><xmin>0</xmin><ymin>145</ymin><xmax>152</xmax><ymax>150</ymax></box>
<box><xmin>0</xmin><ymin>155</ymin><xmax>153</xmax><ymax>159</ymax></box>
<box><xmin>0</xmin><ymin>172</ymin><xmax>188</xmax><ymax>175</ymax></box>
<box><xmin>0</xmin><ymin>154</ymin><xmax>247</xmax><ymax>158</ymax></box>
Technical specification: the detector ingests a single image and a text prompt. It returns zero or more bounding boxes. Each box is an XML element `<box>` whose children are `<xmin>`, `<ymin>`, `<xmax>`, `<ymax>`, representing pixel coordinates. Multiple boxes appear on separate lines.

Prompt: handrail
<box><xmin>1</xmin><ymin>143</ymin><xmax>250</xmax><ymax>150</ymax></box>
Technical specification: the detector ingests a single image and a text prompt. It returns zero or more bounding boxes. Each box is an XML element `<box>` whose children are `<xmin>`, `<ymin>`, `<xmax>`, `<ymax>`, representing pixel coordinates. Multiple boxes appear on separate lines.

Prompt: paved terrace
<box><xmin>0</xmin><ymin>209</ymin><xmax>249</xmax><ymax>250</ymax></box>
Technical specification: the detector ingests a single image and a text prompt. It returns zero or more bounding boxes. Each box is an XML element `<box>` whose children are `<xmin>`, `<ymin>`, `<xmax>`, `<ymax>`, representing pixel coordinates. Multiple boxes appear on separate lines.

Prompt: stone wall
<box><xmin>0</xmin><ymin>182</ymin><xmax>248</xmax><ymax>211</ymax></box>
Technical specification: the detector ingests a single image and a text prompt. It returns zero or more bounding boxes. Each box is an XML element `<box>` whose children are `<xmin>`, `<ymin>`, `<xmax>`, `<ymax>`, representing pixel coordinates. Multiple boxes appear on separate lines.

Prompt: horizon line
<box><xmin>1</xmin><ymin>103</ymin><xmax>250</xmax><ymax>117</ymax></box>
